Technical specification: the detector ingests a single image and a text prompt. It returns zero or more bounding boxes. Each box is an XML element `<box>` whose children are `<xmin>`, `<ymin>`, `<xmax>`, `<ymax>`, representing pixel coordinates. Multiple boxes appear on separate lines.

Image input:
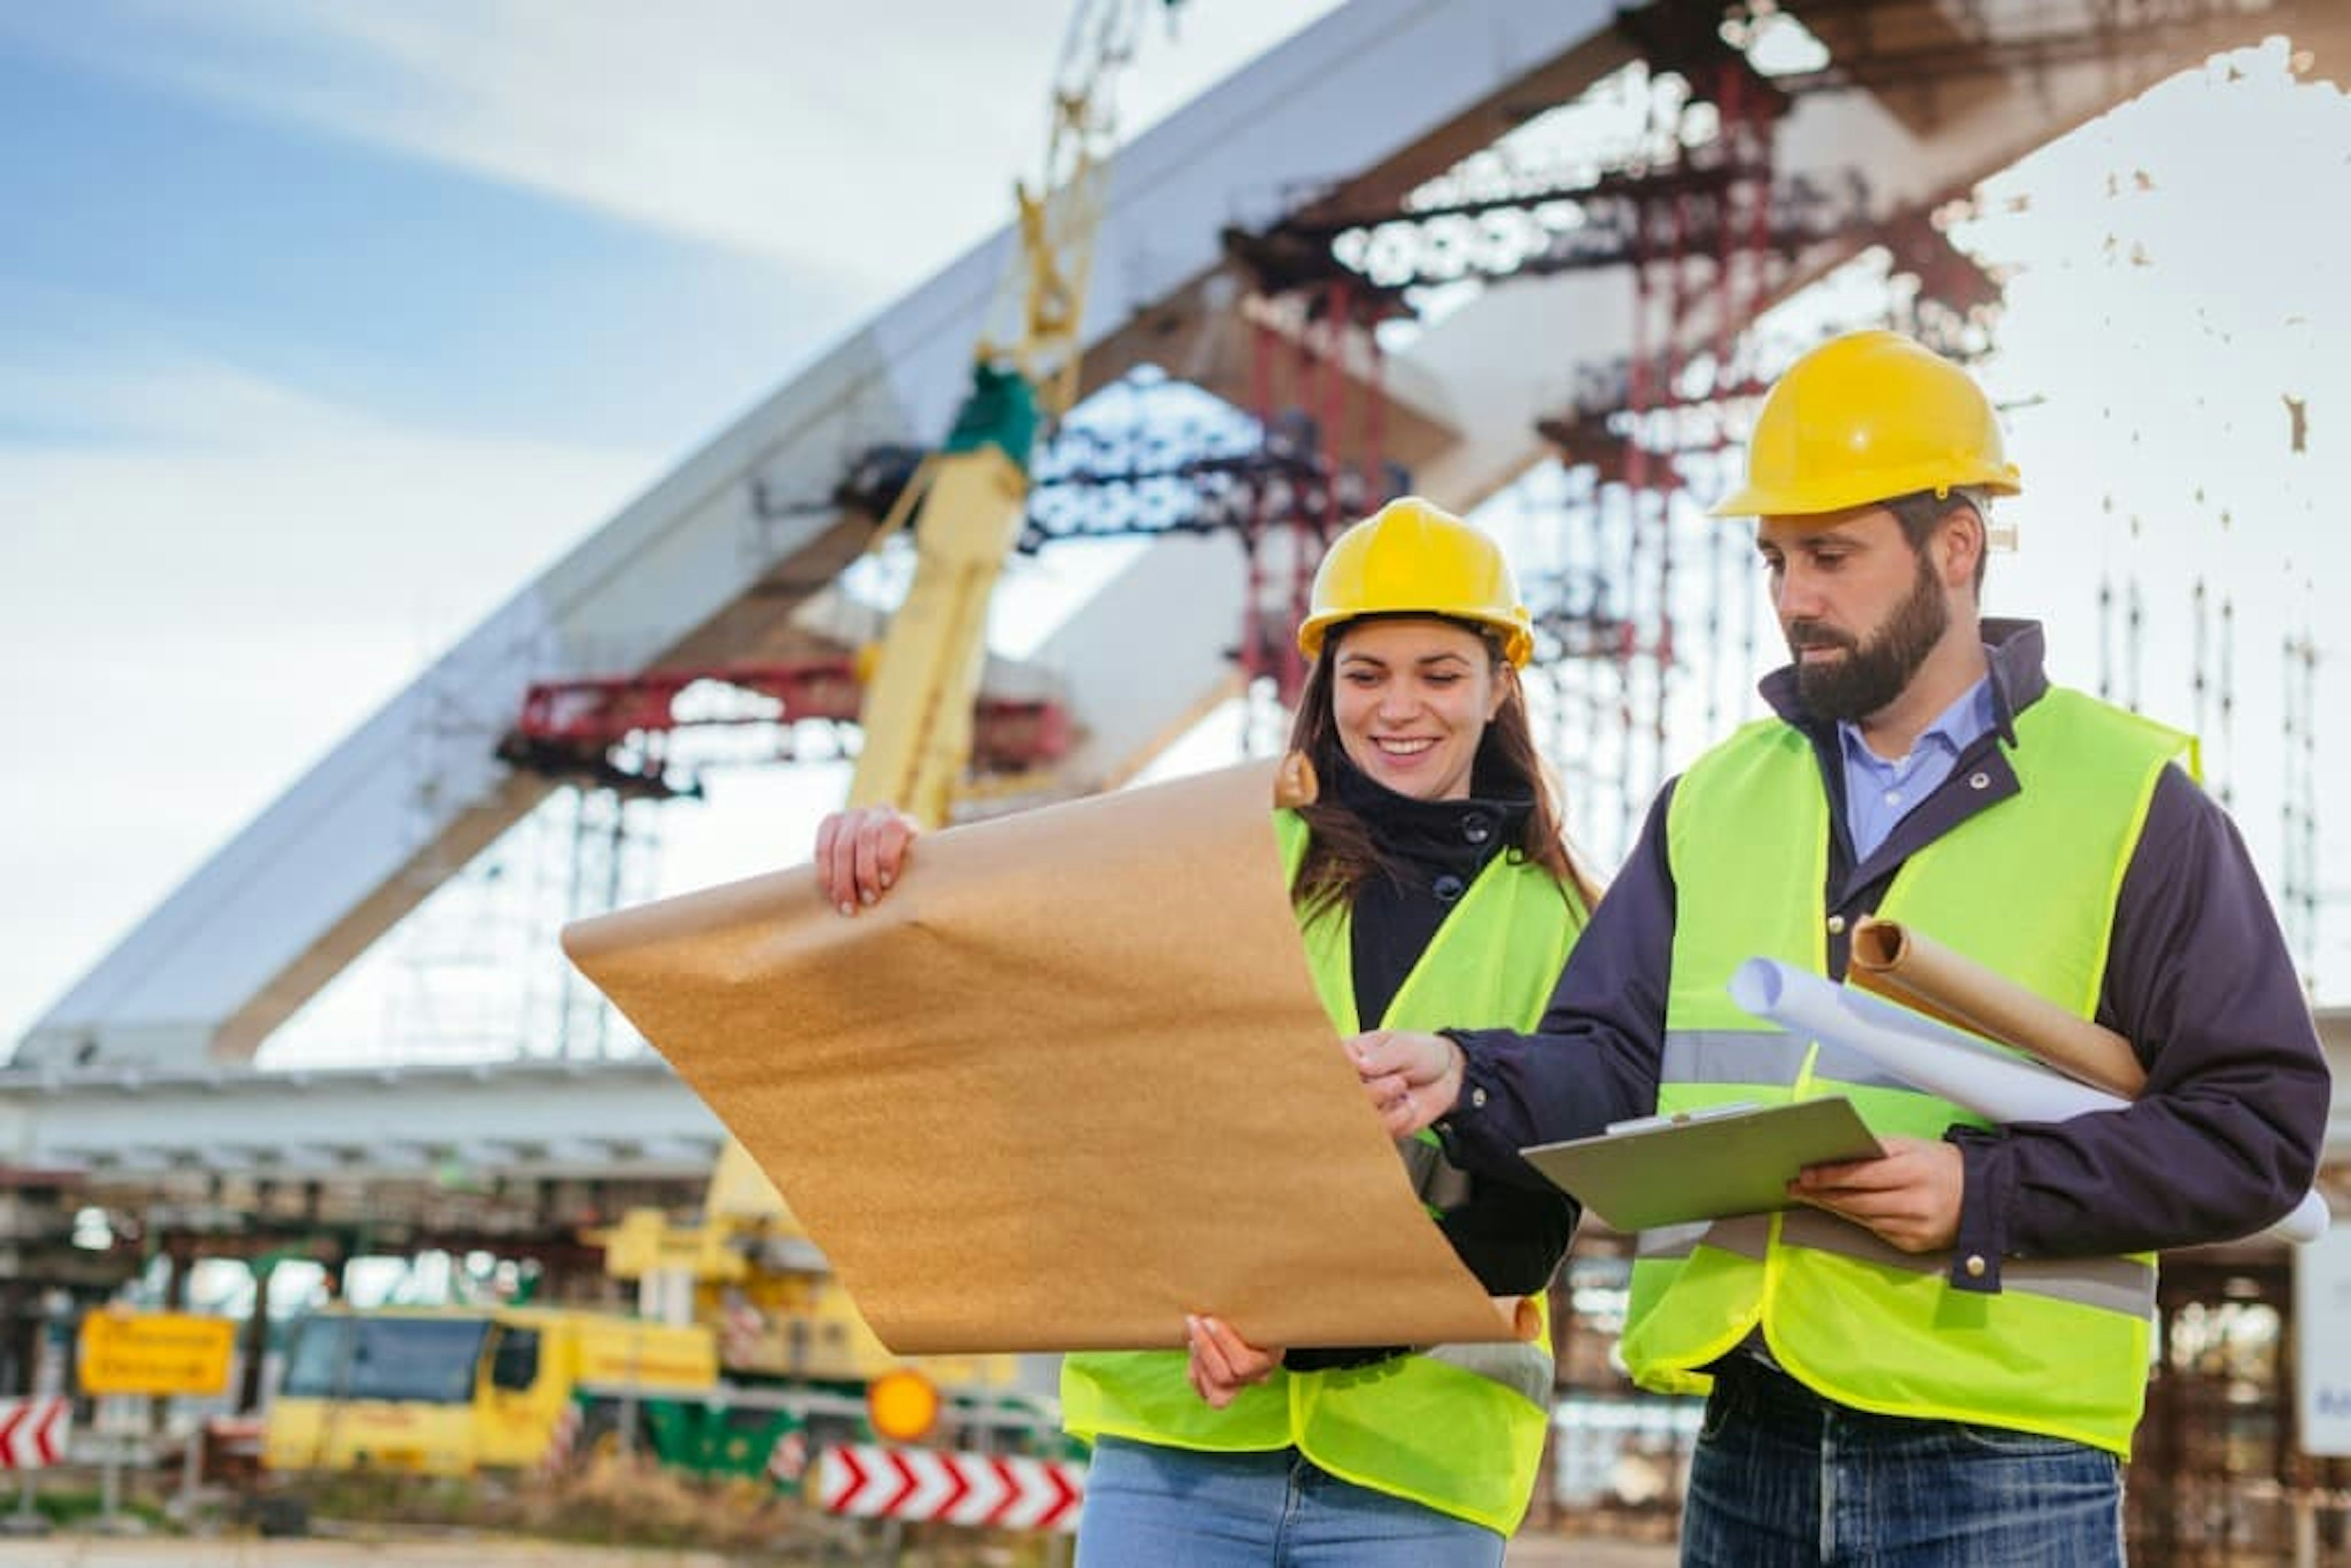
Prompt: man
<box><xmin>1351</xmin><ymin>329</ymin><xmax>2328</xmax><ymax>1566</ymax></box>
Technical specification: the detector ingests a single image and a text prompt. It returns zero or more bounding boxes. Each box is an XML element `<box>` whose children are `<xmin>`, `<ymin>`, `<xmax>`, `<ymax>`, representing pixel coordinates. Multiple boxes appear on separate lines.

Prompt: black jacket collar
<box><xmin>1329</xmin><ymin>757</ymin><xmax>1532</xmax><ymax>877</ymax></box>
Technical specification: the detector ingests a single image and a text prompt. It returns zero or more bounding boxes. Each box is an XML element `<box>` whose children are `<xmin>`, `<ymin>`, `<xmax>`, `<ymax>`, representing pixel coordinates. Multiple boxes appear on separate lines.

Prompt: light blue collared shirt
<box><xmin>1837</xmin><ymin>677</ymin><xmax>1995</xmax><ymax>863</ymax></box>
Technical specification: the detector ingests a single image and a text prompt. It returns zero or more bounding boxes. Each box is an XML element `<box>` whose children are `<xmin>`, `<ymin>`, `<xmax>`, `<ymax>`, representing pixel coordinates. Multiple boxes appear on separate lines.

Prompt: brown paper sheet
<box><xmin>561</xmin><ymin>760</ymin><xmax>1533</xmax><ymax>1356</ymax></box>
<box><xmin>1847</xmin><ymin>916</ymin><xmax>2147</xmax><ymax>1097</ymax></box>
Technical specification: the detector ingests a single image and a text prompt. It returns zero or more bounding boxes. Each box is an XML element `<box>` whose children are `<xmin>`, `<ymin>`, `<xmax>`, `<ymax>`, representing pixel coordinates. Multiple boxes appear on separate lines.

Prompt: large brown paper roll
<box><xmin>1847</xmin><ymin>916</ymin><xmax>2147</xmax><ymax>1097</ymax></box>
<box><xmin>563</xmin><ymin>760</ymin><xmax>1536</xmax><ymax>1356</ymax></box>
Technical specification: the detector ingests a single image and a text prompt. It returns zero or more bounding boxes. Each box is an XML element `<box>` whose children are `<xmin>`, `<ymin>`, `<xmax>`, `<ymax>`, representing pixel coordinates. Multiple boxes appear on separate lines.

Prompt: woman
<box><xmin>815</xmin><ymin>497</ymin><xmax>1599</xmax><ymax>1566</ymax></box>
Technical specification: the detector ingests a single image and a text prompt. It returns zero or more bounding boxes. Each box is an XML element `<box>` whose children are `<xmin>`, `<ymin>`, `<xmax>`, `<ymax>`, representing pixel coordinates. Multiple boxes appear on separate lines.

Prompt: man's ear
<box><xmin>1938</xmin><ymin>503</ymin><xmax>1986</xmax><ymax>590</ymax></box>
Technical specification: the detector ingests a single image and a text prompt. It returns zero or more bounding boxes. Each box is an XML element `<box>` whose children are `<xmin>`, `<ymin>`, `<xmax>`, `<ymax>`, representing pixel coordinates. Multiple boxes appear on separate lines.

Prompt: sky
<box><xmin>2</xmin><ymin>2</ymin><xmax>2346</xmax><ymax>1069</ymax></box>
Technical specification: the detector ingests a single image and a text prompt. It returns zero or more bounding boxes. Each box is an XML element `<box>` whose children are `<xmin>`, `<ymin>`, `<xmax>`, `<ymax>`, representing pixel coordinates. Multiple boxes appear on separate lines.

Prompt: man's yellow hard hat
<box><xmin>1711</xmin><ymin>329</ymin><xmax>2023</xmax><ymax>518</ymax></box>
<box><xmin>1295</xmin><ymin>497</ymin><xmax>1534</xmax><ymax>667</ymax></box>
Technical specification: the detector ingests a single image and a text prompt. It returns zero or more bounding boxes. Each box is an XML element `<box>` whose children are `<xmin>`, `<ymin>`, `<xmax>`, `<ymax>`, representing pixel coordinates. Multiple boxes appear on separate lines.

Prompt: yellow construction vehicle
<box><xmin>263</xmin><ymin>1304</ymin><xmax>718</xmax><ymax>1480</ymax></box>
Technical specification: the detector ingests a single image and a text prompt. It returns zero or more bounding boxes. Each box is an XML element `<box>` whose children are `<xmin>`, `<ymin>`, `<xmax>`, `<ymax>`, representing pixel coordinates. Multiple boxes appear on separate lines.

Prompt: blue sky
<box><xmin>2</xmin><ymin>3</ymin><xmax>2345</xmax><ymax>1066</ymax></box>
<box><xmin>0</xmin><ymin>15</ymin><xmax>844</xmax><ymax>444</ymax></box>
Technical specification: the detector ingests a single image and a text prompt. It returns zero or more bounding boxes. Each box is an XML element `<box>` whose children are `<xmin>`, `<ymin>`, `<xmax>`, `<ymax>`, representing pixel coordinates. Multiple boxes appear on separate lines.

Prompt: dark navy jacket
<box><xmin>1440</xmin><ymin>619</ymin><xmax>2329</xmax><ymax>1293</ymax></box>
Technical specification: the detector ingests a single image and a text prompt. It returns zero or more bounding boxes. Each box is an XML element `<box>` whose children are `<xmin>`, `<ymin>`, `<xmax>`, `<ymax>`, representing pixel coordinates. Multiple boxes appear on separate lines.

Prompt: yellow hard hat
<box><xmin>1711</xmin><ymin>329</ymin><xmax>2023</xmax><ymax>518</ymax></box>
<box><xmin>1295</xmin><ymin>497</ymin><xmax>1533</xmax><ymax>667</ymax></box>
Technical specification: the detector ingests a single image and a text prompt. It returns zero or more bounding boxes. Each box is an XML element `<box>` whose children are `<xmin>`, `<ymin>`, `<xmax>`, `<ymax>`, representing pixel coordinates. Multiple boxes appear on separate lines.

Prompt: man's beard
<box><xmin>1787</xmin><ymin>552</ymin><xmax>1950</xmax><ymax>722</ymax></box>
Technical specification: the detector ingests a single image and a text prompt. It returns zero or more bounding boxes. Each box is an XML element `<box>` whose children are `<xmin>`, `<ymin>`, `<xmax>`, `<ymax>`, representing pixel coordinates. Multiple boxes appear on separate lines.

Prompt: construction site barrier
<box><xmin>814</xmin><ymin>1442</ymin><xmax>1083</xmax><ymax>1533</ymax></box>
<box><xmin>0</xmin><ymin>1399</ymin><xmax>69</xmax><ymax>1471</ymax></box>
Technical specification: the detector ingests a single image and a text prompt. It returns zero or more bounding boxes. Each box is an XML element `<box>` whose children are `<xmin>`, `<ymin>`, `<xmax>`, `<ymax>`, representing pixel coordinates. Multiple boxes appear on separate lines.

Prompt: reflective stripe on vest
<box><xmin>1622</xmin><ymin>689</ymin><xmax>2184</xmax><ymax>1457</ymax></box>
<box><xmin>1061</xmin><ymin>808</ymin><xmax>1587</xmax><ymax>1534</ymax></box>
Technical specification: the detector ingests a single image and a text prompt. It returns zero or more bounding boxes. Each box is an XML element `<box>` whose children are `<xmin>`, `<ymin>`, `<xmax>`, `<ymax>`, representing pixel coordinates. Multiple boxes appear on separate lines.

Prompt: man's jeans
<box><xmin>1681</xmin><ymin>1356</ymin><xmax>2126</xmax><ymax>1566</ymax></box>
<box><xmin>1073</xmin><ymin>1435</ymin><xmax>1506</xmax><ymax>1568</ymax></box>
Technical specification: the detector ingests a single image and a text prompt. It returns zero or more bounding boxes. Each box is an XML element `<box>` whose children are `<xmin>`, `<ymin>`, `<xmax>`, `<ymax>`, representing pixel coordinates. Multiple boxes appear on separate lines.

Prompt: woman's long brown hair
<box><xmin>1284</xmin><ymin>620</ymin><xmax>1600</xmax><ymax>921</ymax></box>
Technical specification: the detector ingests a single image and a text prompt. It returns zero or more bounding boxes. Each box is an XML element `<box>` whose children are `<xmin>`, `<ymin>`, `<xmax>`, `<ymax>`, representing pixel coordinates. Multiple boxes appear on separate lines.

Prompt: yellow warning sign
<box><xmin>77</xmin><ymin>1311</ymin><xmax>236</xmax><ymax>1397</ymax></box>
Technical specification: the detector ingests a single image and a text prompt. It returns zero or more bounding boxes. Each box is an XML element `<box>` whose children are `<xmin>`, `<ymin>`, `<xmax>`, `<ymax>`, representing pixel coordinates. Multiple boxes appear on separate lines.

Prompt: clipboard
<box><xmin>1519</xmin><ymin>1097</ymin><xmax>1884</xmax><ymax>1232</ymax></box>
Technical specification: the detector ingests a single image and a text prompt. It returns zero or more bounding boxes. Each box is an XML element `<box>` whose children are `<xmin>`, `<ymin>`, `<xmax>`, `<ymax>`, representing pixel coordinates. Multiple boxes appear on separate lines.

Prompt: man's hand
<box><xmin>1788</xmin><ymin>1135</ymin><xmax>1963</xmax><ymax>1252</ymax></box>
<box><xmin>1185</xmin><ymin>1314</ymin><xmax>1278</xmax><ymax>1408</ymax></box>
<box><xmin>813</xmin><ymin>806</ymin><xmax>921</xmax><ymax>916</ymax></box>
<box><xmin>1346</xmin><ymin>1029</ymin><xmax>1465</xmax><ymax>1138</ymax></box>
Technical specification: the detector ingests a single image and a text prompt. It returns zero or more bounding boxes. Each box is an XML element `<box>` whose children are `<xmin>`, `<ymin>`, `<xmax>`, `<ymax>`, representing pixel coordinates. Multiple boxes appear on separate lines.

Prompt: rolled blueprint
<box><xmin>1848</xmin><ymin>916</ymin><xmax>2146</xmax><ymax>1097</ymax></box>
<box><xmin>1728</xmin><ymin>958</ymin><xmax>2328</xmax><ymax>1246</ymax></box>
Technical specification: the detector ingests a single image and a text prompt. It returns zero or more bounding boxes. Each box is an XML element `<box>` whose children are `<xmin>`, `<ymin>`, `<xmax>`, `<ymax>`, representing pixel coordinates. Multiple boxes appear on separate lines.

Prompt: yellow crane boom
<box><xmin>849</xmin><ymin>0</ymin><xmax>1172</xmax><ymax>823</ymax></box>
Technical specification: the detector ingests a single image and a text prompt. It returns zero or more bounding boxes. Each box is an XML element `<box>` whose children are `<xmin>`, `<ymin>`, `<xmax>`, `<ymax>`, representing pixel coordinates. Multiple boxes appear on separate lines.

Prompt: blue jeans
<box><xmin>1681</xmin><ymin>1356</ymin><xmax>2124</xmax><ymax>1567</ymax></box>
<box><xmin>1074</xmin><ymin>1436</ymin><xmax>1506</xmax><ymax>1568</ymax></box>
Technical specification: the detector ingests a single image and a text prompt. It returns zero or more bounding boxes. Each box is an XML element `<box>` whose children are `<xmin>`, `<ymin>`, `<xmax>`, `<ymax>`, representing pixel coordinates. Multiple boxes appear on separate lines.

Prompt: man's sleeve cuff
<box><xmin>1431</xmin><ymin>1028</ymin><xmax>1494</xmax><ymax>1147</ymax></box>
<box><xmin>1944</xmin><ymin>1128</ymin><xmax>2013</xmax><ymax>1294</ymax></box>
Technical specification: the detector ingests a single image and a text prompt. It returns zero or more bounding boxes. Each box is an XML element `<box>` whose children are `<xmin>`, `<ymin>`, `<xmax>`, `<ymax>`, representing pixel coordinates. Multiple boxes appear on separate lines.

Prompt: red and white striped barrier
<box><xmin>0</xmin><ymin>1398</ymin><xmax>70</xmax><ymax>1470</ymax></box>
<box><xmin>815</xmin><ymin>1442</ymin><xmax>1083</xmax><ymax>1533</ymax></box>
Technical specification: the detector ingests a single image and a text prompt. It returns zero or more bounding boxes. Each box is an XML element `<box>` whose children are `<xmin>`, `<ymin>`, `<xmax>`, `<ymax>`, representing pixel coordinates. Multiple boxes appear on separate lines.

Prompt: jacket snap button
<box><xmin>1460</xmin><ymin>814</ymin><xmax>1492</xmax><ymax>845</ymax></box>
<box><xmin>1431</xmin><ymin>874</ymin><xmax>1466</xmax><ymax>903</ymax></box>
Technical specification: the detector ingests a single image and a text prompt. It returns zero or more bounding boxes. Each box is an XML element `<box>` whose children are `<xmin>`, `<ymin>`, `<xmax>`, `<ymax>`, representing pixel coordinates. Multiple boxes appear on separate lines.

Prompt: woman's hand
<box><xmin>1185</xmin><ymin>1314</ymin><xmax>1278</xmax><ymax>1408</ymax></box>
<box><xmin>1345</xmin><ymin>1029</ymin><xmax>1466</xmax><ymax>1137</ymax></box>
<box><xmin>813</xmin><ymin>806</ymin><xmax>922</xmax><ymax>916</ymax></box>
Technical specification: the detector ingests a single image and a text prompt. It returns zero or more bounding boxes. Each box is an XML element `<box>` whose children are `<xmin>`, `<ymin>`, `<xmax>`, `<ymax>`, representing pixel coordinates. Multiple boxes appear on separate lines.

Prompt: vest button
<box><xmin>1825</xmin><ymin>915</ymin><xmax>1847</xmax><ymax>936</ymax></box>
<box><xmin>1964</xmin><ymin>1254</ymin><xmax>1988</xmax><ymax>1279</ymax></box>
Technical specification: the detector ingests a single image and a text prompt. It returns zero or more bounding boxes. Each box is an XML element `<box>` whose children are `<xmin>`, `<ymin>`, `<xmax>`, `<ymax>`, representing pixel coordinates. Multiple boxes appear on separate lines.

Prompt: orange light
<box><xmin>866</xmin><ymin>1368</ymin><xmax>941</xmax><ymax>1444</ymax></box>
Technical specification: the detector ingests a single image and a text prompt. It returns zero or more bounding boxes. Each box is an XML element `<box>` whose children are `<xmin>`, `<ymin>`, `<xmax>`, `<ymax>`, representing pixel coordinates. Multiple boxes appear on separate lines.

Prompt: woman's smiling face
<box><xmin>1330</xmin><ymin>617</ymin><xmax>1505</xmax><ymax>801</ymax></box>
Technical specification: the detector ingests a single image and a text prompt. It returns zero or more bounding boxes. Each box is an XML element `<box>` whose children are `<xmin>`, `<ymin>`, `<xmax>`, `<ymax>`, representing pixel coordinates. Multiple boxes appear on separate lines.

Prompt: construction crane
<box><xmin>604</xmin><ymin>0</ymin><xmax>1180</xmax><ymax>1435</ymax></box>
<box><xmin>847</xmin><ymin>0</ymin><xmax>1174</xmax><ymax>823</ymax></box>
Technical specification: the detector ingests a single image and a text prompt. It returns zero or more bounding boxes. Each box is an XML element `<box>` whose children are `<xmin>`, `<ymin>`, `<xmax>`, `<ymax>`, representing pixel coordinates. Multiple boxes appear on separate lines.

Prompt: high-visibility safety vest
<box><xmin>1060</xmin><ymin>809</ymin><xmax>1588</xmax><ymax>1534</ymax></box>
<box><xmin>1624</xmin><ymin>686</ymin><xmax>2189</xmax><ymax>1457</ymax></box>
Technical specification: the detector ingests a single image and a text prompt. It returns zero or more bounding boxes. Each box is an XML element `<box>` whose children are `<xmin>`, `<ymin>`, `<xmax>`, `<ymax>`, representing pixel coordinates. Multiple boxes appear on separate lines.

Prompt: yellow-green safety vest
<box><xmin>1625</xmin><ymin>686</ymin><xmax>2188</xmax><ymax>1457</ymax></box>
<box><xmin>1060</xmin><ymin>808</ymin><xmax>1588</xmax><ymax>1534</ymax></box>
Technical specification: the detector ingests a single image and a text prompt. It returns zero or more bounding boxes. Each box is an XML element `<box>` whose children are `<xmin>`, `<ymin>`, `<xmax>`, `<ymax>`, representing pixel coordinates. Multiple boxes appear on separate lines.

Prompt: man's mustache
<box><xmin>1787</xmin><ymin>620</ymin><xmax>1854</xmax><ymax>652</ymax></box>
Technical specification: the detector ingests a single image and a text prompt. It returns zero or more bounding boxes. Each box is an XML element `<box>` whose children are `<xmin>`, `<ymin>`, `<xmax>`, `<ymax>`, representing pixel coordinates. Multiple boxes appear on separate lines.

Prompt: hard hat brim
<box><xmin>1297</xmin><ymin>609</ymin><xmax>1532</xmax><ymax>668</ymax></box>
<box><xmin>1708</xmin><ymin>463</ymin><xmax>2022</xmax><ymax>519</ymax></box>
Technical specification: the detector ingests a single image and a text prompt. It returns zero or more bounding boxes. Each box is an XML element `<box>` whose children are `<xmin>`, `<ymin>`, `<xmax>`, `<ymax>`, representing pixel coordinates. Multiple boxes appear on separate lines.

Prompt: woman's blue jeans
<box><xmin>1681</xmin><ymin>1356</ymin><xmax>2126</xmax><ymax>1566</ymax></box>
<box><xmin>1073</xmin><ymin>1436</ymin><xmax>1507</xmax><ymax>1568</ymax></box>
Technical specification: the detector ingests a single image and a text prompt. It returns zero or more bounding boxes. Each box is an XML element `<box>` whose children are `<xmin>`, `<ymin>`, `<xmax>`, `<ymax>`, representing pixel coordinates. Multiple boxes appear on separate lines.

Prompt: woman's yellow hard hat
<box><xmin>1295</xmin><ymin>497</ymin><xmax>1534</xmax><ymax>667</ymax></box>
